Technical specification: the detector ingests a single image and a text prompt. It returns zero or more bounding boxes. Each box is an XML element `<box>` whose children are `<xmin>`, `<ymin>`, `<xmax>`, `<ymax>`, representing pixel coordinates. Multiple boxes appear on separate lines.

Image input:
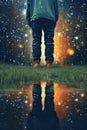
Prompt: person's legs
<box><xmin>43</xmin><ymin>19</ymin><xmax>56</xmax><ymax>65</ymax></box>
<box><xmin>31</xmin><ymin>19</ymin><xmax>42</xmax><ymax>63</ymax></box>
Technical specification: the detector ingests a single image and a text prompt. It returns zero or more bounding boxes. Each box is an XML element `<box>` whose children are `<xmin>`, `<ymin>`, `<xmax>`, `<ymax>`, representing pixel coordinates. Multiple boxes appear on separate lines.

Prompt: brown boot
<box><xmin>33</xmin><ymin>60</ymin><xmax>40</xmax><ymax>68</ymax></box>
<box><xmin>46</xmin><ymin>60</ymin><xmax>53</xmax><ymax>67</ymax></box>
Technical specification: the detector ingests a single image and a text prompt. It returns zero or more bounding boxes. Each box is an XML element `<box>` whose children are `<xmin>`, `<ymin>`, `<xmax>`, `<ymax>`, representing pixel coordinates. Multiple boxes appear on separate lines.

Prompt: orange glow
<box><xmin>18</xmin><ymin>82</ymin><xmax>84</xmax><ymax>120</ymax></box>
<box><xmin>80</xmin><ymin>93</ymin><xmax>85</xmax><ymax>97</ymax></box>
<box><xmin>67</xmin><ymin>48</ymin><xmax>75</xmax><ymax>56</ymax></box>
<box><xmin>54</xmin><ymin>33</ymin><xmax>71</xmax><ymax>65</ymax></box>
<box><xmin>18</xmin><ymin>44</ymin><xmax>24</xmax><ymax>49</ymax></box>
<box><xmin>18</xmin><ymin>90</ymin><xmax>23</xmax><ymax>95</ymax></box>
<box><xmin>54</xmin><ymin>84</ymin><xmax>72</xmax><ymax>120</ymax></box>
<box><xmin>54</xmin><ymin>83</ymin><xmax>69</xmax><ymax>103</ymax></box>
<box><xmin>54</xmin><ymin>14</ymin><xmax>71</xmax><ymax>65</ymax></box>
<box><xmin>25</xmin><ymin>84</ymin><xmax>34</xmax><ymax>111</ymax></box>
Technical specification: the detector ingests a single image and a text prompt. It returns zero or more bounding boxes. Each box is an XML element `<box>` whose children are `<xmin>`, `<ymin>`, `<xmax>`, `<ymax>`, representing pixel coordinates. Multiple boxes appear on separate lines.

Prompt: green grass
<box><xmin>0</xmin><ymin>63</ymin><xmax>87</xmax><ymax>90</ymax></box>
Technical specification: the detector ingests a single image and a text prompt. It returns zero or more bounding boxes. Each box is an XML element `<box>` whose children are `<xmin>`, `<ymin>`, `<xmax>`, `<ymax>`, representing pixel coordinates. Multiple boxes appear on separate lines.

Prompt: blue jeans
<box><xmin>31</xmin><ymin>18</ymin><xmax>56</xmax><ymax>62</ymax></box>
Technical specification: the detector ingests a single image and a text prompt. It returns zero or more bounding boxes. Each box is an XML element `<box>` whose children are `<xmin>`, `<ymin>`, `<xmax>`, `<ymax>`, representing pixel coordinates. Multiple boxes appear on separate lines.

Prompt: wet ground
<box><xmin>0</xmin><ymin>81</ymin><xmax>87</xmax><ymax>130</ymax></box>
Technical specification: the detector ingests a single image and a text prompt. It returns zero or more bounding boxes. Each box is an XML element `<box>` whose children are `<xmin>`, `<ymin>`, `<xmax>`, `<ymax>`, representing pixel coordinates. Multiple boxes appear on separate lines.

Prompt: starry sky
<box><xmin>0</xmin><ymin>0</ymin><xmax>87</xmax><ymax>65</ymax></box>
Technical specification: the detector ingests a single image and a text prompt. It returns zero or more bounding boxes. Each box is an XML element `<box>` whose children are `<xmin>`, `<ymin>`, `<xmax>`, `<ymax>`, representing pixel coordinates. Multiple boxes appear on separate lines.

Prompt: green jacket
<box><xmin>27</xmin><ymin>0</ymin><xmax>59</xmax><ymax>25</ymax></box>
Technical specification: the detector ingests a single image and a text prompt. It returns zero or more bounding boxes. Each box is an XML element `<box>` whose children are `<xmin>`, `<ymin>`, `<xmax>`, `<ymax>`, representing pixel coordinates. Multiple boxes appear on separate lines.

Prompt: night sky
<box><xmin>0</xmin><ymin>0</ymin><xmax>87</xmax><ymax>65</ymax></box>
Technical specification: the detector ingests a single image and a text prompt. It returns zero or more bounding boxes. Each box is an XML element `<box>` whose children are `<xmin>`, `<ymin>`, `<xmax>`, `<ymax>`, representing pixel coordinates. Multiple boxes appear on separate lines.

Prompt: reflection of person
<box><xmin>27</xmin><ymin>0</ymin><xmax>59</xmax><ymax>68</ymax></box>
<box><xmin>27</xmin><ymin>81</ymin><xmax>61</xmax><ymax>130</ymax></box>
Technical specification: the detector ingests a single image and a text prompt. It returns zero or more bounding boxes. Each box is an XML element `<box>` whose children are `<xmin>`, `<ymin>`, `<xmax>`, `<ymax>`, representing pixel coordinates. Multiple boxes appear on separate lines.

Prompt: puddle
<box><xmin>0</xmin><ymin>81</ymin><xmax>87</xmax><ymax>130</ymax></box>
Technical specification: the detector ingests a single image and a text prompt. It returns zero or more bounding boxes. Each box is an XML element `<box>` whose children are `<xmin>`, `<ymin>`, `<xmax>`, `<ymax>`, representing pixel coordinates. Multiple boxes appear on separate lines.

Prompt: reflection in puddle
<box><xmin>0</xmin><ymin>81</ymin><xmax>87</xmax><ymax>130</ymax></box>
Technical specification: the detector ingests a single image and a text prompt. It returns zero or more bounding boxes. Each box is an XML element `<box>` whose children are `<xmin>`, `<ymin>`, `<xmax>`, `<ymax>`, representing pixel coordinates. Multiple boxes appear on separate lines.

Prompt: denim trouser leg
<box><xmin>31</xmin><ymin>20</ymin><xmax>42</xmax><ymax>61</ymax></box>
<box><xmin>31</xmin><ymin>18</ymin><xmax>55</xmax><ymax>62</ymax></box>
<box><xmin>43</xmin><ymin>20</ymin><xmax>55</xmax><ymax>62</ymax></box>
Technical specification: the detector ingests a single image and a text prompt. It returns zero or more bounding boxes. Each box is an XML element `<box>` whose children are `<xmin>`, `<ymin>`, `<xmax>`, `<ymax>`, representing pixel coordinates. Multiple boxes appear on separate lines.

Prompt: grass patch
<box><xmin>0</xmin><ymin>63</ymin><xmax>87</xmax><ymax>90</ymax></box>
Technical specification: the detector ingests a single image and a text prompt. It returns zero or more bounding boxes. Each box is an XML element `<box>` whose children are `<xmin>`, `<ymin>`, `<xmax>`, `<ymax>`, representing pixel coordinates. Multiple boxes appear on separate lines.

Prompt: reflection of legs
<box><xmin>32</xmin><ymin>81</ymin><xmax>42</xmax><ymax>113</ymax></box>
<box><xmin>27</xmin><ymin>81</ymin><xmax>42</xmax><ymax>130</ymax></box>
<box><xmin>31</xmin><ymin>20</ymin><xmax>42</xmax><ymax>62</ymax></box>
<box><xmin>44</xmin><ymin>81</ymin><xmax>61</xmax><ymax>130</ymax></box>
<box><xmin>45</xmin><ymin>81</ymin><xmax>54</xmax><ymax>111</ymax></box>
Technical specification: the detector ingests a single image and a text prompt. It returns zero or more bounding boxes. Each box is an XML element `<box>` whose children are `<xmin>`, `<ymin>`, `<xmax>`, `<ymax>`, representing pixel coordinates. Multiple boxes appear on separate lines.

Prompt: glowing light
<box><xmin>6</xmin><ymin>99</ymin><xmax>9</xmax><ymax>103</ymax></box>
<box><xmin>29</xmin><ymin>103</ymin><xmax>33</xmax><ymax>111</ymax></box>
<box><xmin>57</xmin><ymin>32</ymin><xmax>61</xmax><ymax>36</ymax></box>
<box><xmin>58</xmin><ymin>102</ymin><xmax>61</xmax><ymax>105</ymax></box>
<box><xmin>67</xmin><ymin>48</ymin><xmax>75</xmax><ymax>56</ymax></box>
<box><xmin>29</xmin><ymin>103</ymin><xmax>32</xmax><ymax>107</ymax></box>
<box><xmin>24</xmin><ymin>100</ymin><xmax>28</xmax><ymax>104</ymax></box>
<box><xmin>75</xmin><ymin>98</ymin><xmax>79</xmax><ymax>102</ymax></box>
<box><xmin>18</xmin><ymin>44</ymin><xmax>24</xmax><ymax>49</ymax></box>
<box><xmin>54</xmin><ymin>14</ymin><xmax>71</xmax><ymax>65</ymax></box>
<box><xmin>6</xmin><ymin>35</ymin><xmax>9</xmax><ymax>38</ymax></box>
<box><xmin>24</xmin><ymin>33</ymin><xmax>28</xmax><ymax>37</ymax></box>
<box><xmin>18</xmin><ymin>91</ymin><xmax>23</xmax><ymax>95</ymax></box>
<box><xmin>80</xmin><ymin>93</ymin><xmax>85</xmax><ymax>97</ymax></box>
<box><xmin>22</xmin><ymin>9</ymin><xmax>26</xmax><ymax>15</ymax></box>
<box><xmin>77</xmin><ymin>24</ymin><xmax>80</xmax><ymax>28</ymax></box>
<box><xmin>74</xmin><ymin>36</ymin><xmax>79</xmax><ymax>40</ymax></box>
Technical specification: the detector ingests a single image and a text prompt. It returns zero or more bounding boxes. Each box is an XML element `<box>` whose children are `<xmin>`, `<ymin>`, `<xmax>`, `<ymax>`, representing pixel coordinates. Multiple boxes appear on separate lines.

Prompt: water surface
<box><xmin>0</xmin><ymin>81</ymin><xmax>87</xmax><ymax>130</ymax></box>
